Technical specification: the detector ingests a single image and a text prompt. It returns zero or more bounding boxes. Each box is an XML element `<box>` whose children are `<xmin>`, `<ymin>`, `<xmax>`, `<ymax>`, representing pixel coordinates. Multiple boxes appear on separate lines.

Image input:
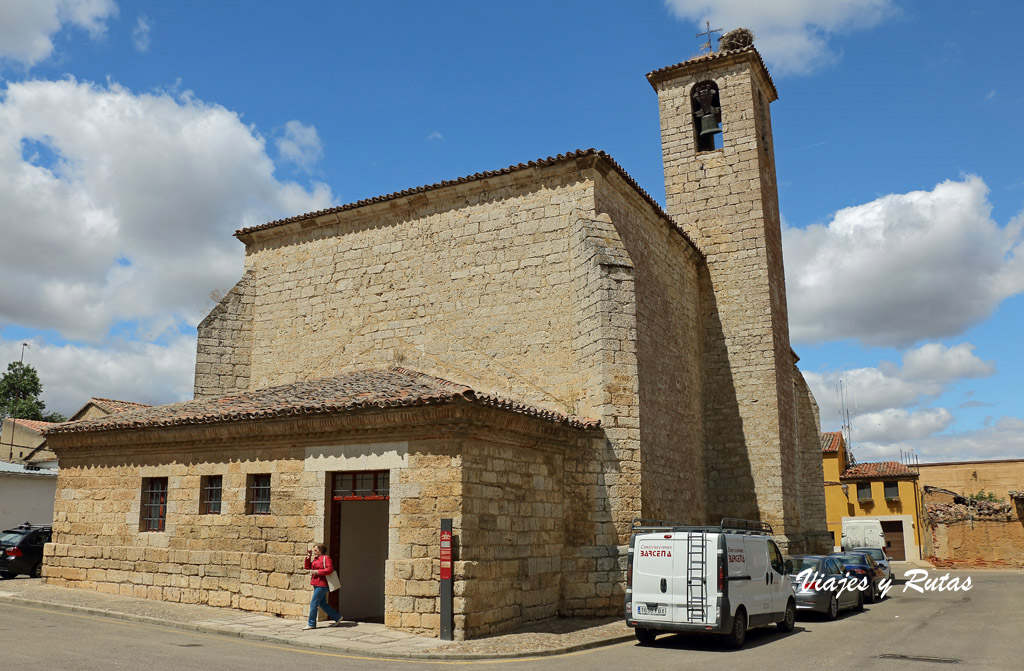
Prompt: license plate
<box><xmin>637</xmin><ymin>604</ymin><xmax>667</xmax><ymax>616</ymax></box>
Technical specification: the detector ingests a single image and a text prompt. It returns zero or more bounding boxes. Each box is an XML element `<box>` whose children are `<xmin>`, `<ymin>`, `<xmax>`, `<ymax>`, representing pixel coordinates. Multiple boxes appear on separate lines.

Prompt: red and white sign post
<box><xmin>440</xmin><ymin>518</ymin><xmax>453</xmax><ymax>640</ymax></box>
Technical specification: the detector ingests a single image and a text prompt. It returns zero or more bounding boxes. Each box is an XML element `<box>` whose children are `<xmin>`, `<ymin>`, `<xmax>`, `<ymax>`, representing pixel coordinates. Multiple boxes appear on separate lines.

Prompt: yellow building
<box><xmin>821</xmin><ymin>432</ymin><xmax>925</xmax><ymax>560</ymax></box>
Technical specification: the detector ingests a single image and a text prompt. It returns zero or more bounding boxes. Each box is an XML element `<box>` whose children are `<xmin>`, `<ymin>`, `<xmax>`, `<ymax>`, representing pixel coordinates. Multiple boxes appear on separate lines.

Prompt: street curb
<box><xmin>0</xmin><ymin>592</ymin><xmax>635</xmax><ymax>660</ymax></box>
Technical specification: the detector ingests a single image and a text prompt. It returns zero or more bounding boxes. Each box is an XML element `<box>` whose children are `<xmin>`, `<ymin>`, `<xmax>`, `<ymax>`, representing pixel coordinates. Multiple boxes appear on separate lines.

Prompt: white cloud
<box><xmin>0</xmin><ymin>0</ymin><xmax>117</xmax><ymax>66</ymax></box>
<box><xmin>806</xmin><ymin>343</ymin><xmax>994</xmax><ymax>421</ymax></box>
<box><xmin>0</xmin><ymin>77</ymin><xmax>335</xmax><ymax>343</ymax></box>
<box><xmin>853</xmin><ymin>416</ymin><xmax>1024</xmax><ymax>464</ymax></box>
<box><xmin>662</xmin><ymin>0</ymin><xmax>893</xmax><ymax>75</ymax></box>
<box><xmin>276</xmin><ymin>120</ymin><xmax>323</xmax><ymax>172</ymax></box>
<box><xmin>785</xmin><ymin>177</ymin><xmax>1024</xmax><ymax>348</ymax></box>
<box><xmin>132</xmin><ymin>15</ymin><xmax>152</xmax><ymax>53</ymax></box>
<box><xmin>889</xmin><ymin>342</ymin><xmax>995</xmax><ymax>383</ymax></box>
<box><xmin>0</xmin><ymin>335</ymin><xmax>195</xmax><ymax>416</ymax></box>
<box><xmin>427</xmin><ymin>131</ymin><xmax>443</xmax><ymax>141</ymax></box>
<box><xmin>853</xmin><ymin>407</ymin><xmax>954</xmax><ymax>443</ymax></box>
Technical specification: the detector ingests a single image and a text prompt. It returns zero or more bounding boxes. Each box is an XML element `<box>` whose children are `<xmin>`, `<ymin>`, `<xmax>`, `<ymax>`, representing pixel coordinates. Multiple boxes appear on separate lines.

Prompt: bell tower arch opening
<box><xmin>692</xmin><ymin>80</ymin><xmax>722</xmax><ymax>152</ymax></box>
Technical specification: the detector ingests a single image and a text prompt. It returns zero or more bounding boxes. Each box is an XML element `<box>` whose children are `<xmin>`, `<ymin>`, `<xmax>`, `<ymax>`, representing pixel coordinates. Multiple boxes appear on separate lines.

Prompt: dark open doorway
<box><xmin>328</xmin><ymin>471</ymin><xmax>390</xmax><ymax>622</ymax></box>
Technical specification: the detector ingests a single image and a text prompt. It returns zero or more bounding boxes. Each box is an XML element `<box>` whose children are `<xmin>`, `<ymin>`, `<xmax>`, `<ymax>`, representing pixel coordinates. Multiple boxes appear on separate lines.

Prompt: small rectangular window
<box><xmin>332</xmin><ymin>471</ymin><xmax>390</xmax><ymax>501</ymax></box>
<box><xmin>247</xmin><ymin>474</ymin><xmax>271</xmax><ymax>515</ymax></box>
<box><xmin>141</xmin><ymin>477</ymin><xmax>168</xmax><ymax>532</ymax></box>
<box><xmin>857</xmin><ymin>482</ymin><xmax>872</xmax><ymax>502</ymax></box>
<box><xmin>884</xmin><ymin>481</ymin><xmax>900</xmax><ymax>500</ymax></box>
<box><xmin>200</xmin><ymin>475</ymin><xmax>222</xmax><ymax>515</ymax></box>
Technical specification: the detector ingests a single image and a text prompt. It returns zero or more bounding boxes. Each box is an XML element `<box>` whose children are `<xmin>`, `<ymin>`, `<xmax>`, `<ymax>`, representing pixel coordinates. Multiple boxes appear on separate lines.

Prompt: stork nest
<box><xmin>719</xmin><ymin>28</ymin><xmax>755</xmax><ymax>52</ymax></box>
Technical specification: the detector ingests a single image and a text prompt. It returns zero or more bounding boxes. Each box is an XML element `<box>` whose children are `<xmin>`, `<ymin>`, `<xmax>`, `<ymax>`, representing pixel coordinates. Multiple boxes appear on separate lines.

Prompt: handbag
<box><xmin>325</xmin><ymin>570</ymin><xmax>341</xmax><ymax>592</ymax></box>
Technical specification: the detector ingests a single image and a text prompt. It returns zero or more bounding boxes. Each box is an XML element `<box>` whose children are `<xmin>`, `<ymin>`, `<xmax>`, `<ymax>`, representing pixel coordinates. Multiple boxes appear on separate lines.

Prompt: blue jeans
<box><xmin>308</xmin><ymin>585</ymin><xmax>342</xmax><ymax>627</ymax></box>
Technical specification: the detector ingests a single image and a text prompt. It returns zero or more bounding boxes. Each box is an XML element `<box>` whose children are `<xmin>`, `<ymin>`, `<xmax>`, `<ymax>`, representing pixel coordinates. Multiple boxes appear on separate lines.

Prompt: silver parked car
<box><xmin>852</xmin><ymin>546</ymin><xmax>892</xmax><ymax>582</ymax></box>
<box><xmin>788</xmin><ymin>555</ymin><xmax>864</xmax><ymax>619</ymax></box>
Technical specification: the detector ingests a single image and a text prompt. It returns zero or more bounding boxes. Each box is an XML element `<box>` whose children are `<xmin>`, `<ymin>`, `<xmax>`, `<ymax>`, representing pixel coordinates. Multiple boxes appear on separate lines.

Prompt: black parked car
<box><xmin>829</xmin><ymin>551</ymin><xmax>885</xmax><ymax>603</ymax></box>
<box><xmin>0</xmin><ymin>523</ymin><xmax>52</xmax><ymax>579</ymax></box>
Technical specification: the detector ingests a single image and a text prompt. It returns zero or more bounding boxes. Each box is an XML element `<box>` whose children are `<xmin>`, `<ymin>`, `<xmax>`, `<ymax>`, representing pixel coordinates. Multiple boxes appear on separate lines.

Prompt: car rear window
<box><xmin>0</xmin><ymin>531</ymin><xmax>28</xmax><ymax>544</ymax></box>
<box><xmin>833</xmin><ymin>554</ymin><xmax>867</xmax><ymax>565</ymax></box>
<box><xmin>855</xmin><ymin>548</ymin><xmax>885</xmax><ymax>561</ymax></box>
<box><xmin>789</xmin><ymin>557</ymin><xmax>822</xmax><ymax>574</ymax></box>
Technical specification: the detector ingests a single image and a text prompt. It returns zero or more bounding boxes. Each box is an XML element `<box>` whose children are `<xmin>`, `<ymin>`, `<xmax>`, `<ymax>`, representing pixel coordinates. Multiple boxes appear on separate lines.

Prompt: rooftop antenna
<box><xmin>696</xmin><ymin>20</ymin><xmax>722</xmax><ymax>54</ymax></box>
<box><xmin>835</xmin><ymin>370</ymin><xmax>856</xmax><ymax>459</ymax></box>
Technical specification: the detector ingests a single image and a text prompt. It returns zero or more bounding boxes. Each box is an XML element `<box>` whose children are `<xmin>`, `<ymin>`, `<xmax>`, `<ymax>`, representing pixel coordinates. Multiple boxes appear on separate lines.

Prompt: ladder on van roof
<box><xmin>685</xmin><ymin>531</ymin><xmax>708</xmax><ymax>622</ymax></box>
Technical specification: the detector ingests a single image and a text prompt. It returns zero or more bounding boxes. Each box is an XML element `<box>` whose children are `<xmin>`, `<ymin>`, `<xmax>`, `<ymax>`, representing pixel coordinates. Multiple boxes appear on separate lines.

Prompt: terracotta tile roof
<box><xmin>10</xmin><ymin>418</ymin><xmax>56</xmax><ymax>433</ymax></box>
<box><xmin>821</xmin><ymin>431</ymin><xmax>843</xmax><ymax>453</ymax></box>
<box><xmin>43</xmin><ymin>367</ymin><xmax>601</xmax><ymax>436</ymax></box>
<box><xmin>645</xmin><ymin>46</ymin><xmax>779</xmax><ymax>100</ymax></box>
<box><xmin>234</xmin><ymin>149</ymin><xmax>702</xmax><ymax>257</ymax></box>
<box><xmin>89</xmin><ymin>397</ymin><xmax>152</xmax><ymax>414</ymax></box>
<box><xmin>841</xmin><ymin>461</ymin><xmax>918</xmax><ymax>480</ymax></box>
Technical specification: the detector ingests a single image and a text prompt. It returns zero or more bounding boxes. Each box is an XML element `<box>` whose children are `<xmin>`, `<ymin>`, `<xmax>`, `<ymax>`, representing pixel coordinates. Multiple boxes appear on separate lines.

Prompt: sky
<box><xmin>0</xmin><ymin>1</ymin><xmax>1021</xmax><ymax>465</ymax></box>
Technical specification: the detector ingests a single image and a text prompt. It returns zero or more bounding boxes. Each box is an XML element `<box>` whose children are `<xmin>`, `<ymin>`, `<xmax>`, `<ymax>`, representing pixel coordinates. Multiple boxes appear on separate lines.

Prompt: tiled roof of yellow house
<box><xmin>821</xmin><ymin>431</ymin><xmax>844</xmax><ymax>453</ymax></box>
<box><xmin>43</xmin><ymin>367</ymin><xmax>601</xmax><ymax>435</ymax></box>
<box><xmin>841</xmin><ymin>461</ymin><xmax>918</xmax><ymax>480</ymax></box>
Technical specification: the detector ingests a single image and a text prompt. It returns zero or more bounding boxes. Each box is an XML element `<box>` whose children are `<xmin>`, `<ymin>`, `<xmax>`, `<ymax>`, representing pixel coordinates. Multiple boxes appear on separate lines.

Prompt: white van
<box><xmin>841</xmin><ymin>519</ymin><xmax>884</xmax><ymax>552</ymax></box>
<box><xmin>625</xmin><ymin>518</ymin><xmax>796</xmax><ymax>648</ymax></box>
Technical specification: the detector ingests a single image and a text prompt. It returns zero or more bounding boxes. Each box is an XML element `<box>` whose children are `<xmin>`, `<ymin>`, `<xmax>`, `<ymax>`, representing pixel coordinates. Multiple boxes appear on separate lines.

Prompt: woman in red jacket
<box><xmin>303</xmin><ymin>543</ymin><xmax>343</xmax><ymax>630</ymax></box>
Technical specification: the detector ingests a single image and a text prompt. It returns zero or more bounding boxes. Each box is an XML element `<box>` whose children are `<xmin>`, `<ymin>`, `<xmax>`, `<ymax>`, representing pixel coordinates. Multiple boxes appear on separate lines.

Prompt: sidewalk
<box><xmin>0</xmin><ymin>577</ymin><xmax>633</xmax><ymax>660</ymax></box>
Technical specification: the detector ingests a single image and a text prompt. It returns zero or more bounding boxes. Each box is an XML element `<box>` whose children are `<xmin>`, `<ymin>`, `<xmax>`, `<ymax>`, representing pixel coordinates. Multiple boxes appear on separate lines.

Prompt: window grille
<box><xmin>332</xmin><ymin>471</ymin><xmax>390</xmax><ymax>501</ymax></box>
<box><xmin>141</xmin><ymin>477</ymin><xmax>168</xmax><ymax>532</ymax></box>
<box><xmin>201</xmin><ymin>475</ymin><xmax>222</xmax><ymax>515</ymax></box>
<box><xmin>248</xmin><ymin>474</ymin><xmax>271</xmax><ymax>515</ymax></box>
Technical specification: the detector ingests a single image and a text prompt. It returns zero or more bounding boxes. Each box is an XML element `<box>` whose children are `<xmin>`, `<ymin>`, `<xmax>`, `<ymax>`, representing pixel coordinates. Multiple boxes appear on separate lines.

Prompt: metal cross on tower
<box><xmin>696</xmin><ymin>21</ymin><xmax>722</xmax><ymax>54</ymax></box>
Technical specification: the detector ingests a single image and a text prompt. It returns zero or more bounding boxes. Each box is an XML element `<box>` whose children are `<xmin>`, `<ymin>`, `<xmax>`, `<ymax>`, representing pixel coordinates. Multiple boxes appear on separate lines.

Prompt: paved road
<box><xmin>2</xmin><ymin>570</ymin><xmax>1021</xmax><ymax>670</ymax></box>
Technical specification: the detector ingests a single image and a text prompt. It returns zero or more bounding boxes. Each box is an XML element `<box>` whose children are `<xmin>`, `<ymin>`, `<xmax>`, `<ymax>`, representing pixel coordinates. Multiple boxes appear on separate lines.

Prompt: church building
<box><xmin>43</xmin><ymin>38</ymin><xmax>831</xmax><ymax>640</ymax></box>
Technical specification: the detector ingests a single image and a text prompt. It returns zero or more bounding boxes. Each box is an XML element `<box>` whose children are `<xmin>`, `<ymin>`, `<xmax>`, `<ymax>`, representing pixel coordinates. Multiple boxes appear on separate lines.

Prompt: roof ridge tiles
<box><xmin>43</xmin><ymin>367</ymin><xmax>600</xmax><ymax>436</ymax></box>
<box><xmin>233</xmin><ymin>149</ymin><xmax>702</xmax><ymax>258</ymax></box>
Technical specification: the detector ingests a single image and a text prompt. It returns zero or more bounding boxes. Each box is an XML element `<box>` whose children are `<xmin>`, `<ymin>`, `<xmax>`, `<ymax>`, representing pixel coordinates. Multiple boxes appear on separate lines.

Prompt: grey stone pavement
<box><xmin>0</xmin><ymin>560</ymin><xmax>934</xmax><ymax>660</ymax></box>
<box><xmin>0</xmin><ymin>575</ymin><xmax>632</xmax><ymax>659</ymax></box>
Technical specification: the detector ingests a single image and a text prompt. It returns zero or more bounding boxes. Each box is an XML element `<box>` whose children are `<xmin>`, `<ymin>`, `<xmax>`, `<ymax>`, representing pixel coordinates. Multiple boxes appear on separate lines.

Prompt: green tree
<box><xmin>0</xmin><ymin>361</ymin><xmax>67</xmax><ymax>423</ymax></box>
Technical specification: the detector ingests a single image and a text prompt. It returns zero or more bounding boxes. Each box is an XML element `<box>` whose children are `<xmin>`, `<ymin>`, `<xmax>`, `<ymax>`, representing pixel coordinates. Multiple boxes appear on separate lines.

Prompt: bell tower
<box><xmin>647</xmin><ymin>40</ymin><xmax>805</xmax><ymax>549</ymax></box>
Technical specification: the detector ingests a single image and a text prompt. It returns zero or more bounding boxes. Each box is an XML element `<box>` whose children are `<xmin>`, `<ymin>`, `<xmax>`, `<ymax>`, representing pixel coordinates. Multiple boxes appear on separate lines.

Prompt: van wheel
<box><xmin>778</xmin><ymin>600</ymin><xmax>796</xmax><ymax>632</ymax></box>
<box><xmin>725</xmin><ymin>609</ymin><xmax>746</xmax><ymax>648</ymax></box>
<box><xmin>826</xmin><ymin>593</ymin><xmax>839</xmax><ymax>620</ymax></box>
<box><xmin>635</xmin><ymin>628</ymin><xmax>656</xmax><ymax>646</ymax></box>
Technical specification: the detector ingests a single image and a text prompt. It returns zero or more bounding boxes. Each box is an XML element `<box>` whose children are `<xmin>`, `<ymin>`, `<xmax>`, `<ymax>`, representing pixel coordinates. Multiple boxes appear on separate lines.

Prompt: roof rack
<box><xmin>11</xmin><ymin>522</ymin><xmax>53</xmax><ymax>532</ymax></box>
<box><xmin>630</xmin><ymin>518</ymin><xmax>774</xmax><ymax>536</ymax></box>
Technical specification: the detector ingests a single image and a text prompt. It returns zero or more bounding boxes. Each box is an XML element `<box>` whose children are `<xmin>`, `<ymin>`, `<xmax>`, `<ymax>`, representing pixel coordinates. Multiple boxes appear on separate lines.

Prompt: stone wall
<box><xmin>793</xmin><ymin>366</ymin><xmax>831</xmax><ymax>553</ymax></box>
<box><xmin>238</xmin><ymin>166</ymin><xmax>589</xmax><ymax>413</ymax></box>
<box><xmin>652</xmin><ymin>52</ymin><xmax>802</xmax><ymax>541</ymax></box>
<box><xmin>593</xmin><ymin>172</ymin><xmax>706</xmax><ymax>528</ymax></box>
<box><xmin>918</xmin><ymin>460</ymin><xmax>1024</xmax><ymax>501</ymax></box>
<box><xmin>194</xmin><ymin>270</ymin><xmax>254</xmax><ymax>399</ymax></box>
<box><xmin>45</xmin><ymin>439</ymin><xmax>314</xmax><ymax>617</ymax></box>
<box><xmin>45</xmin><ymin>405</ymin><xmax>594</xmax><ymax>640</ymax></box>
<box><xmin>930</xmin><ymin>519</ymin><xmax>1024</xmax><ymax>567</ymax></box>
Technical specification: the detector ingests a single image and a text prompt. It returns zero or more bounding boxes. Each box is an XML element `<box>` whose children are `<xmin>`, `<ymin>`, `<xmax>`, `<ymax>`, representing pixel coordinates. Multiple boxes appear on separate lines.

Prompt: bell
<box><xmin>699</xmin><ymin>113</ymin><xmax>722</xmax><ymax>136</ymax></box>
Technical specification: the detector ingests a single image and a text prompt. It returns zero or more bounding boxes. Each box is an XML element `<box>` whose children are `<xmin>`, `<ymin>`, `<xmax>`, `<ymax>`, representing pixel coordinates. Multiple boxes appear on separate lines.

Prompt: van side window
<box><xmin>768</xmin><ymin>541</ymin><xmax>785</xmax><ymax>574</ymax></box>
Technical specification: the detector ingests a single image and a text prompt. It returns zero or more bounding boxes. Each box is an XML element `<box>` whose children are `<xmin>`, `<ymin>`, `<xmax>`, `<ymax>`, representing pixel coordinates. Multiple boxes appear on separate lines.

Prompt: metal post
<box><xmin>440</xmin><ymin>518</ymin><xmax>453</xmax><ymax>640</ymax></box>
